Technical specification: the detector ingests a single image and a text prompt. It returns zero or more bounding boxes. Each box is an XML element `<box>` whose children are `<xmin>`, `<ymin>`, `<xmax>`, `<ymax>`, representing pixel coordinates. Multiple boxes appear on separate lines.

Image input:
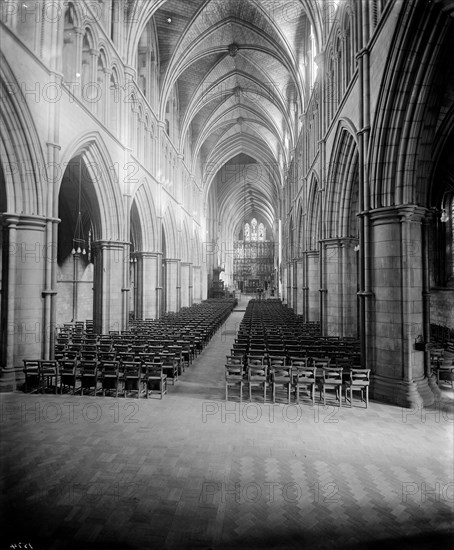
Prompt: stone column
<box><xmin>164</xmin><ymin>258</ymin><xmax>180</xmax><ymax>313</ymax></box>
<box><xmin>1</xmin><ymin>215</ymin><xmax>47</xmax><ymax>390</ymax></box>
<box><xmin>192</xmin><ymin>265</ymin><xmax>202</xmax><ymax>303</ymax></box>
<box><xmin>323</xmin><ymin>239</ymin><xmax>340</xmax><ymax>336</ymax></box>
<box><xmin>340</xmin><ymin>238</ymin><xmax>359</xmax><ymax>338</ymax></box>
<box><xmin>136</xmin><ymin>252</ymin><xmax>161</xmax><ymax>320</ymax></box>
<box><xmin>92</xmin><ymin>241</ymin><xmax>128</xmax><ymax>334</ymax></box>
<box><xmin>296</xmin><ymin>259</ymin><xmax>305</xmax><ymax>315</ymax></box>
<box><xmin>368</xmin><ymin>206</ymin><xmax>435</xmax><ymax>408</ymax></box>
<box><xmin>292</xmin><ymin>260</ymin><xmax>298</xmax><ymax>311</ymax></box>
<box><xmin>180</xmin><ymin>262</ymin><xmax>192</xmax><ymax>308</ymax></box>
<box><xmin>307</xmin><ymin>251</ymin><xmax>320</xmax><ymax>322</ymax></box>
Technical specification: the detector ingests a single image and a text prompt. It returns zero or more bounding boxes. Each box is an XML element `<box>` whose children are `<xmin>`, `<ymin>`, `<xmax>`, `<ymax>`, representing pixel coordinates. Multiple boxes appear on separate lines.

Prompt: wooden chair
<box><xmin>269</xmin><ymin>361</ymin><xmax>292</xmax><ymax>404</ymax></box>
<box><xmin>101</xmin><ymin>360</ymin><xmax>120</xmax><ymax>397</ymax></box>
<box><xmin>161</xmin><ymin>355</ymin><xmax>179</xmax><ymax>385</ymax></box>
<box><xmin>345</xmin><ymin>369</ymin><xmax>370</xmax><ymax>407</ymax></box>
<box><xmin>144</xmin><ymin>362</ymin><xmax>167</xmax><ymax>399</ymax></box>
<box><xmin>22</xmin><ymin>360</ymin><xmax>40</xmax><ymax>393</ymax></box>
<box><xmin>225</xmin><ymin>356</ymin><xmax>244</xmax><ymax>402</ymax></box>
<box><xmin>122</xmin><ymin>362</ymin><xmax>142</xmax><ymax>398</ymax></box>
<box><xmin>247</xmin><ymin>360</ymin><xmax>268</xmax><ymax>402</ymax></box>
<box><xmin>320</xmin><ymin>367</ymin><xmax>343</xmax><ymax>407</ymax></box>
<box><xmin>39</xmin><ymin>360</ymin><xmax>59</xmax><ymax>394</ymax></box>
<box><xmin>436</xmin><ymin>365</ymin><xmax>454</xmax><ymax>388</ymax></box>
<box><xmin>59</xmin><ymin>360</ymin><xmax>77</xmax><ymax>394</ymax></box>
<box><xmin>292</xmin><ymin>363</ymin><xmax>316</xmax><ymax>405</ymax></box>
<box><xmin>79</xmin><ymin>360</ymin><xmax>98</xmax><ymax>396</ymax></box>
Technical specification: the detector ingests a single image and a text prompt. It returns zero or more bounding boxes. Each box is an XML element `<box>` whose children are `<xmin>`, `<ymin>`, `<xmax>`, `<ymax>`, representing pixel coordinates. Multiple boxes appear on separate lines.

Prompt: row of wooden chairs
<box><xmin>225</xmin><ymin>357</ymin><xmax>370</xmax><ymax>407</ymax></box>
<box><xmin>23</xmin><ymin>359</ymin><xmax>171</xmax><ymax>398</ymax></box>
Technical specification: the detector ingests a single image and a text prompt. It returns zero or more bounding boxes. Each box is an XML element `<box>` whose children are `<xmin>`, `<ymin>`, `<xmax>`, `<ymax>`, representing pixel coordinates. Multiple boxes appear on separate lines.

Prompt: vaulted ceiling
<box><xmin>132</xmin><ymin>0</ymin><xmax>323</xmax><ymax>238</ymax></box>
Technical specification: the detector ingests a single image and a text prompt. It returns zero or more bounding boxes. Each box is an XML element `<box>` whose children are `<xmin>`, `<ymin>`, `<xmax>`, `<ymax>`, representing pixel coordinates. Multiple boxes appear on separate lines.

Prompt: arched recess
<box><xmin>60</xmin><ymin>134</ymin><xmax>124</xmax><ymax>241</ymax></box>
<box><xmin>130</xmin><ymin>180</ymin><xmax>160</xmax><ymax>321</ymax></box>
<box><xmin>56</xmin><ymin>156</ymin><xmax>101</xmax><ymax>326</ymax></box>
<box><xmin>325</xmin><ymin>122</ymin><xmax>360</xmax><ymax>337</ymax></box>
<box><xmin>180</xmin><ymin>219</ymin><xmax>192</xmax><ymax>307</ymax></box>
<box><xmin>306</xmin><ymin>174</ymin><xmax>320</xmax><ymax>323</ymax></box>
<box><xmin>58</xmin><ymin>137</ymin><xmax>126</xmax><ymax>333</ymax></box>
<box><xmin>294</xmin><ymin>200</ymin><xmax>305</xmax><ymax>315</ymax></box>
<box><xmin>161</xmin><ymin>205</ymin><xmax>180</xmax><ymax>313</ymax></box>
<box><xmin>0</xmin><ymin>52</ymin><xmax>45</xmax><ymax>215</ymax></box>
<box><xmin>129</xmin><ymin>199</ymin><xmax>142</xmax><ymax>320</ymax></box>
<box><xmin>62</xmin><ymin>2</ymin><xmax>80</xmax><ymax>83</ymax></box>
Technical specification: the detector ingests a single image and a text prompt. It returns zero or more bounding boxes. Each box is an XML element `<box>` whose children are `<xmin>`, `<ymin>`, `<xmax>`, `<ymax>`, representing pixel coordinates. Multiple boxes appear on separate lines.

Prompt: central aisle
<box><xmin>171</xmin><ymin>297</ymin><xmax>249</xmax><ymax>400</ymax></box>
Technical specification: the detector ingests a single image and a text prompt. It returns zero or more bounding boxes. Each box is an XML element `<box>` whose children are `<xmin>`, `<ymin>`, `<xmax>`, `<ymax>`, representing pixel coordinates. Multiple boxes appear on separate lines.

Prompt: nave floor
<box><xmin>1</xmin><ymin>302</ymin><xmax>453</xmax><ymax>550</ymax></box>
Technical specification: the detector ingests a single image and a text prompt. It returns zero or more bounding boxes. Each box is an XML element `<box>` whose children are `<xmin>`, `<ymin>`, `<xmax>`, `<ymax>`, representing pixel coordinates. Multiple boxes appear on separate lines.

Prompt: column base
<box><xmin>0</xmin><ymin>367</ymin><xmax>17</xmax><ymax>392</ymax></box>
<box><xmin>371</xmin><ymin>374</ymin><xmax>424</xmax><ymax>408</ymax></box>
<box><xmin>426</xmin><ymin>373</ymin><xmax>443</xmax><ymax>401</ymax></box>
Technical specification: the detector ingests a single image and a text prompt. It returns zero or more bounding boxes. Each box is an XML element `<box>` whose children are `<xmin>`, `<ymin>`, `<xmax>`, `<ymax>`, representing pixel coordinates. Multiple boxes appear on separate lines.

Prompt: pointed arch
<box><xmin>307</xmin><ymin>173</ymin><xmax>320</xmax><ymax>251</ymax></box>
<box><xmin>130</xmin><ymin>179</ymin><xmax>158</xmax><ymax>252</ymax></box>
<box><xmin>0</xmin><ymin>52</ymin><xmax>45</xmax><ymax>215</ymax></box>
<box><xmin>60</xmin><ymin>133</ymin><xmax>124</xmax><ymax>241</ymax></box>
<box><xmin>325</xmin><ymin>120</ymin><xmax>358</xmax><ymax>239</ymax></box>
<box><xmin>162</xmin><ymin>204</ymin><xmax>179</xmax><ymax>259</ymax></box>
<box><xmin>181</xmin><ymin>218</ymin><xmax>191</xmax><ymax>263</ymax></box>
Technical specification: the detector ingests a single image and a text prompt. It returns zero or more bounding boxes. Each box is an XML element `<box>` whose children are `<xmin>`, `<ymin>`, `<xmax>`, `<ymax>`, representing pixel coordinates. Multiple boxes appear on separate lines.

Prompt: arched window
<box><xmin>81</xmin><ymin>31</ymin><xmax>94</xmax><ymax>103</ymax></box>
<box><xmin>251</xmin><ymin>218</ymin><xmax>258</xmax><ymax>241</ymax></box>
<box><xmin>344</xmin><ymin>15</ymin><xmax>352</xmax><ymax>84</ymax></box>
<box><xmin>96</xmin><ymin>52</ymin><xmax>107</xmax><ymax>123</ymax></box>
<box><xmin>62</xmin><ymin>4</ymin><xmax>78</xmax><ymax>83</ymax></box>
<box><xmin>109</xmin><ymin>69</ymin><xmax>119</xmax><ymax>134</ymax></box>
<box><xmin>244</xmin><ymin>223</ymin><xmax>250</xmax><ymax>241</ymax></box>
<box><xmin>258</xmin><ymin>223</ymin><xmax>266</xmax><ymax>241</ymax></box>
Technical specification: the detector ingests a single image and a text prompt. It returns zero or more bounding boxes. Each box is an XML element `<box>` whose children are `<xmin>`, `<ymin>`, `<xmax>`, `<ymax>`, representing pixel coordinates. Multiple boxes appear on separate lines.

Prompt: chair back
<box><xmin>101</xmin><ymin>361</ymin><xmax>119</xmax><ymax>376</ymax></box>
<box><xmin>294</xmin><ymin>366</ymin><xmax>316</xmax><ymax>382</ymax></box>
<box><xmin>350</xmin><ymin>369</ymin><xmax>370</xmax><ymax>382</ymax></box>
<box><xmin>322</xmin><ymin>367</ymin><xmax>342</xmax><ymax>381</ymax></box>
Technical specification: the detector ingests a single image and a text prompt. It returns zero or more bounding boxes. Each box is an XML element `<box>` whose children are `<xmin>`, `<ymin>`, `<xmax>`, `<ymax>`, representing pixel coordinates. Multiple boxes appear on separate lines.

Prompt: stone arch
<box><xmin>0</xmin><ymin>52</ymin><xmax>45</xmax><ymax>215</ymax></box>
<box><xmin>325</xmin><ymin>120</ymin><xmax>359</xmax><ymax>239</ymax></box>
<box><xmin>60</xmin><ymin>133</ymin><xmax>124</xmax><ymax>241</ymax></box>
<box><xmin>368</xmin><ymin>1</ymin><xmax>454</xmax><ymax>207</ymax></box>
<box><xmin>307</xmin><ymin>173</ymin><xmax>320</xmax><ymax>251</ymax></box>
<box><xmin>162</xmin><ymin>204</ymin><xmax>179</xmax><ymax>260</ymax></box>
<box><xmin>130</xmin><ymin>179</ymin><xmax>158</xmax><ymax>252</ymax></box>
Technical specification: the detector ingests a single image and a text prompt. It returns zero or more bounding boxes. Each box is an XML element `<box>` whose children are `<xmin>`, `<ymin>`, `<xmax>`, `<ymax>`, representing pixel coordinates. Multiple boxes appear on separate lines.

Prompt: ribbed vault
<box><xmin>128</xmin><ymin>0</ymin><xmax>322</xmax><ymax>252</ymax></box>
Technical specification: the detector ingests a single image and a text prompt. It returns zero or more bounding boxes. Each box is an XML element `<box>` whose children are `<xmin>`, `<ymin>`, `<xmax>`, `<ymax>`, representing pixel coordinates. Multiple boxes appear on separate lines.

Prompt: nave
<box><xmin>1</xmin><ymin>297</ymin><xmax>453</xmax><ymax>550</ymax></box>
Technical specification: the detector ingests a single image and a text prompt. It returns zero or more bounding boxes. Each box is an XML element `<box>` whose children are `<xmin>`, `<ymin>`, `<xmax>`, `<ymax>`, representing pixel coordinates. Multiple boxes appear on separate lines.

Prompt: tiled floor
<box><xmin>1</xmin><ymin>298</ymin><xmax>453</xmax><ymax>550</ymax></box>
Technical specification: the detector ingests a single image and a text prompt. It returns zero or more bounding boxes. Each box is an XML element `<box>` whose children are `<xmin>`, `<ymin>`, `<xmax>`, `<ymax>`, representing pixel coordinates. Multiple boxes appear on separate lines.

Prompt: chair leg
<box><xmin>365</xmin><ymin>386</ymin><xmax>369</xmax><ymax>408</ymax></box>
<box><xmin>339</xmin><ymin>386</ymin><xmax>342</xmax><ymax>407</ymax></box>
<box><xmin>225</xmin><ymin>384</ymin><xmax>228</xmax><ymax>401</ymax></box>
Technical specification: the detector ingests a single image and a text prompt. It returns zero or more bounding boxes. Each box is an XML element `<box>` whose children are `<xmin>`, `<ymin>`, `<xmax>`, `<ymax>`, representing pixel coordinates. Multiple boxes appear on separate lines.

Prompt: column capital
<box><xmin>369</xmin><ymin>205</ymin><xmax>429</xmax><ymax>225</ymax></box>
<box><xmin>92</xmin><ymin>240</ymin><xmax>129</xmax><ymax>250</ymax></box>
<box><xmin>1</xmin><ymin>213</ymin><xmax>48</xmax><ymax>230</ymax></box>
<box><xmin>135</xmin><ymin>251</ymin><xmax>161</xmax><ymax>259</ymax></box>
<box><xmin>163</xmin><ymin>258</ymin><xmax>180</xmax><ymax>264</ymax></box>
